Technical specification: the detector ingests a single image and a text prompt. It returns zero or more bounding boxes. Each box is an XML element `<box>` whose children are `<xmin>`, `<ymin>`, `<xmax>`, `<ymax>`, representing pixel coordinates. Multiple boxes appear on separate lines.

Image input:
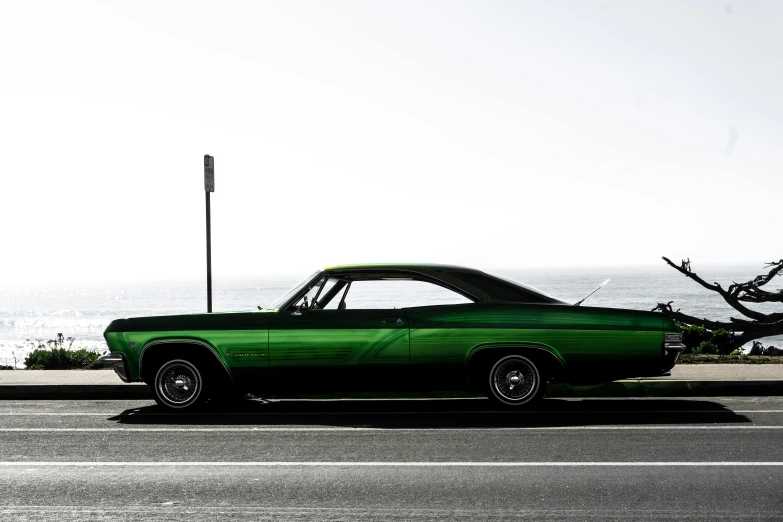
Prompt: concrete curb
<box><xmin>547</xmin><ymin>380</ymin><xmax>783</xmax><ymax>397</ymax></box>
<box><xmin>0</xmin><ymin>385</ymin><xmax>152</xmax><ymax>400</ymax></box>
<box><xmin>0</xmin><ymin>380</ymin><xmax>781</xmax><ymax>400</ymax></box>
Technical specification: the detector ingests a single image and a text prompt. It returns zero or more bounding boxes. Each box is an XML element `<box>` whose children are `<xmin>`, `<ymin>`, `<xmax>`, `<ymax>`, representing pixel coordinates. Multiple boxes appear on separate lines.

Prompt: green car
<box><xmin>101</xmin><ymin>264</ymin><xmax>684</xmax><ymax>411</ymax></box>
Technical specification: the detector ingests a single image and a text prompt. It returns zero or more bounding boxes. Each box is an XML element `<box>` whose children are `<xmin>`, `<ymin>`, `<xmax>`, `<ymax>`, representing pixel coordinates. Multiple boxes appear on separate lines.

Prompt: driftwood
<box><xmin>652</xmin><ymin>257</ymin><xmax>783</xmax><ymax>349</ymax></box>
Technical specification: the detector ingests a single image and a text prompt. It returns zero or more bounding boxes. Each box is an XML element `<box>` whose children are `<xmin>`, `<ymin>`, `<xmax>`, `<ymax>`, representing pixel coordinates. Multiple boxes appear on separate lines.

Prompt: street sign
<box><xmin>204</xmin><ymin>155</ymin><xmax>215</xmax><ymax>192</ymax></box>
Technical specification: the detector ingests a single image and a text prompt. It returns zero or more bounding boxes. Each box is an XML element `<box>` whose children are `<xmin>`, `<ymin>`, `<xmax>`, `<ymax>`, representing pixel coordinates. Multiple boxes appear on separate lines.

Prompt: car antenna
<box><xmin>574</xmin><ymin>278</ymin><xmax>611</xmax><ymax>306</ymax></box>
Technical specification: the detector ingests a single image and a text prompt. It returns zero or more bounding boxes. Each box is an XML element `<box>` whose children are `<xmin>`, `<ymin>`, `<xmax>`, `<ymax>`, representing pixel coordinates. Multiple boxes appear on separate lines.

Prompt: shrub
<box><xmin>678</xmin><ymin>324</ymin><xmax>711</xmax><ymax>353</ymax></box>
<box><xmin>23</xmin><ymin>334</ymin><xmax>103</xmax><ymax>370</ymax></box>
<box><xmin>24</xmin><ymin>348</ymin><xmax>102</xmax><ymax>370</ymax></box>
<box><xmin>678</xmin><ymin>324</ymin><xmax>736</xmax><ymax>355</ymax></box>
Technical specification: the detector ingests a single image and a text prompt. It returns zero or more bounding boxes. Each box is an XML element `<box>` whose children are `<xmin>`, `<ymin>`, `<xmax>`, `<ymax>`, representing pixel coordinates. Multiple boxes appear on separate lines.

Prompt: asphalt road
<box><xmin>1</xmin><ymin>397</ymin><xmax>782</xmax><ymax>521</ymax></box>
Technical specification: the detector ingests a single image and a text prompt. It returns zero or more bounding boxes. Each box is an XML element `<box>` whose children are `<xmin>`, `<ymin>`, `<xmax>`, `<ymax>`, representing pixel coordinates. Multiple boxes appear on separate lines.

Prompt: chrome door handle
<box><xmin>382</xmin><ymin>318</ymin><xmax>404</xmax><ymax>325</ymax></box>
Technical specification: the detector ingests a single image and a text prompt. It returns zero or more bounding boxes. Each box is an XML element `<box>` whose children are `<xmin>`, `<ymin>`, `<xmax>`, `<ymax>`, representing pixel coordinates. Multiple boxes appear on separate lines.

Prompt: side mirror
<box><xmin>292</xmin><ymin>295</ymin><xmax>310</xmax><ymax>316</ymax></box>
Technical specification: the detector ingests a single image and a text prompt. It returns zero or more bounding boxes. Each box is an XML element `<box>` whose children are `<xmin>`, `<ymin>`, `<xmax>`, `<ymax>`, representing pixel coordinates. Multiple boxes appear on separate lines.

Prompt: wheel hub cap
<box><xmin>492</xmin><ymin>358</ymin><xmax>537</xmax><ymax>403</ymax></box>
<box><xmin>507</xmin><ymin>371</ymin><xmax>523</xmax><ymax>386</ymax></box>
<box><xmin>157</xmin><ymin>362</ymin><xmax>200</xmax><ymax>405</ymax></box>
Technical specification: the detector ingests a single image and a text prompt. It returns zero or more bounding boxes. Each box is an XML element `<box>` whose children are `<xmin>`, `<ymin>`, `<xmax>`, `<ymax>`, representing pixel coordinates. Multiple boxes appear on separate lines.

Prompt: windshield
<box><xmin>265</xmin><ymin>271</ymin><xmax>321</xmax><ymax>310</ymax></box>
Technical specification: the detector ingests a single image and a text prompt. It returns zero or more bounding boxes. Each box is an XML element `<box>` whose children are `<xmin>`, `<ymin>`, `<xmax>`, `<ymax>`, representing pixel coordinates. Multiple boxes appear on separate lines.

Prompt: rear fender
<box><xmin>466</xmin><ymin>343</ymin><xmax>570</xmax><ymax>385</ymax></box>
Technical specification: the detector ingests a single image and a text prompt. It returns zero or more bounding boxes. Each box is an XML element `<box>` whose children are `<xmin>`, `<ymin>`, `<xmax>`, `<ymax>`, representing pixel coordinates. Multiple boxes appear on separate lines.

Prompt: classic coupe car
<box><xmin>101</xmin><ymin>264</ymin><xmax>684</xmax><ymax>411</ymax></box>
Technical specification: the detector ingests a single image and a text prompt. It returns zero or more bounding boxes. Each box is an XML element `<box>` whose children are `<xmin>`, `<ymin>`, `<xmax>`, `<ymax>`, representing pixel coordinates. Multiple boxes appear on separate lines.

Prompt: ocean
<box><xmin>2</xmin><ymin>265</ymin><xmax>781</xmax><ymax>368</ymax></box>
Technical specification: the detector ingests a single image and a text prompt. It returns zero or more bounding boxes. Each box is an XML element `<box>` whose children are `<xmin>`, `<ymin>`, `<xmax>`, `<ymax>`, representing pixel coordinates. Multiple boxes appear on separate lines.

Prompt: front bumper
<box><xmin>98</xmin><ymin>352</ymin><xmax>130</xmax><ymax>383</ymax></box>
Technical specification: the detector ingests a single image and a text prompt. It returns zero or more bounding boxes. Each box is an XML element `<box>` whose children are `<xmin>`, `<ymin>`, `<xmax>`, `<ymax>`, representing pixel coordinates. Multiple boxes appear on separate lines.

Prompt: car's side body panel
<box><xmin>409</xmin><ymin>303</ymin><xmax>668</xmax><ymax>384</ymax></box>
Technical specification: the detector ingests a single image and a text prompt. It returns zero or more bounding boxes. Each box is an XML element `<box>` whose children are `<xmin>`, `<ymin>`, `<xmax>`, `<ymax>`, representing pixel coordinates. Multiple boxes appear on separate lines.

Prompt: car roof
<box><xmin>320</xmin><ymin>263</ymin><xmax>563</xmax><ymax>305</ymax></box>
<box><xmin>323</xmin><ymin>263</ymin><xmax>482</xmax><ymax>273</ymax></box>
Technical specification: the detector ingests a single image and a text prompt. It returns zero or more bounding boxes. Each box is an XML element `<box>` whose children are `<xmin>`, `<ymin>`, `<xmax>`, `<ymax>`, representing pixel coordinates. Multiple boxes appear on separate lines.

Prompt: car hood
<box><xmin>104</xmin><ymin>310</ymin><xmax>272</xmax><ymax>334</ymax></box>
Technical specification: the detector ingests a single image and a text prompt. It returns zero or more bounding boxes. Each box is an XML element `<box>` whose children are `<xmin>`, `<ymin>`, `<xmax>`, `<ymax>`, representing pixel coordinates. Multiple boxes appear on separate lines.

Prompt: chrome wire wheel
<box><xmin>155</xmin><ymin>359</ymin><xmax>202</xmax><ymax>408</ymax></box>
<box><xmin>489</xmin><ymin>355</ymin><xmax>540</xmax><ymax>406</ymax></box>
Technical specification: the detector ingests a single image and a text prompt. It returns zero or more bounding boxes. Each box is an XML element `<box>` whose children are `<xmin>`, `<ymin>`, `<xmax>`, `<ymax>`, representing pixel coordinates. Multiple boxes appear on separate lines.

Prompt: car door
<box><xmin>268</xmin><ymin>308</ymin><xmax>410</xmax><ymax>391</ymax></box>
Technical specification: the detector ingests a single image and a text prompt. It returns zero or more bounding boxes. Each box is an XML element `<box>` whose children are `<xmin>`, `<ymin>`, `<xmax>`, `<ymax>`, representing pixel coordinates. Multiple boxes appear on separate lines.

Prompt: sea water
<box><xmin>1</xmin><ymin>265</ymin><xmax>781</xmax><ymax>368</ymax></box>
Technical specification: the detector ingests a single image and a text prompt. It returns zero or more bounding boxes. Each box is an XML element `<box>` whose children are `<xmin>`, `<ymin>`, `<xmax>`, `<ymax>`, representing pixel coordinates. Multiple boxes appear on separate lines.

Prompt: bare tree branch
<box><xmin>656</xmin><ymin>257</ymin><xmax>783</xmax><ymax>349</ymax></box>
<box><xmin>737</xmin><ymin>290</ymin><xmax>783</xmax><ymax>303</ymax></box>
<box><xmin>731</xmin><ymin>260</ymin><xmax>783</xmax><ymax>303</ymax></box>
<box><xmin>651</xmin><ymin>302</ymin><xmax>742</xmax><ymax>331</ymax></box>
<box><xmin>661</xmin><ymin>257</ymin><xmax>775</xmax><ymax>321</ymax></box>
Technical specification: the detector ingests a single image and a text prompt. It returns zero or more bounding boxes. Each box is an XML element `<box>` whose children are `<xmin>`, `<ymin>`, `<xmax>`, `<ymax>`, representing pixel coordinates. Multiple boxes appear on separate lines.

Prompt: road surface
<box><xmin>1</xmin><ymin>396</ymin><xmax>782</xmax><ymax>520</ymax></box>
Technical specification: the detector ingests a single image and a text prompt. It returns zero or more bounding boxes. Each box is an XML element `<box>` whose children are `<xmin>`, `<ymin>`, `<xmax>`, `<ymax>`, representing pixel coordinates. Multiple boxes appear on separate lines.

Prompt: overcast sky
<box><xmin>1</xmin><ymin>0</ymin><xmax>781</xmax><ymax>285</ymax></box>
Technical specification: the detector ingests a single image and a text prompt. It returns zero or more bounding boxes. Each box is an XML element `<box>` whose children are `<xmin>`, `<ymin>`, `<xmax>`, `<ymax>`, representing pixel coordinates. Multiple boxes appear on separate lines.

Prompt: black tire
<box><xmin>487</xmin><ymin>354</ymin><xmax>546</xmax><ymax>408</ymax></box>
<box><xmin>150</xmin><ymin>358</ymin><xmax>209</xmax><ymax>411</ymax></box>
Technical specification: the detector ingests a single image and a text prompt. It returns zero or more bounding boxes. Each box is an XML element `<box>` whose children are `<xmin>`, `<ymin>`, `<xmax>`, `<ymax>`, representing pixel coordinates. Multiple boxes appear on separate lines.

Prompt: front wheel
<box><xmin>487</xmin><ymin>355</ymin><xmax>545</xmax><ymax>408</ymax></box>
<box><xmin>151</xmin><ymin>359</ymin><xmax>208</xmax><ymax>411</ymax></box>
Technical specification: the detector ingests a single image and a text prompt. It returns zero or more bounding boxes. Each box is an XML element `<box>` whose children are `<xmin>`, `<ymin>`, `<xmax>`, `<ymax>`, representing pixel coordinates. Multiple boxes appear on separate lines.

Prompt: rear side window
<box><xmin>447</xmin><ymin>271</ymin><xmax>555</xmax><ymax>304</ymax></box>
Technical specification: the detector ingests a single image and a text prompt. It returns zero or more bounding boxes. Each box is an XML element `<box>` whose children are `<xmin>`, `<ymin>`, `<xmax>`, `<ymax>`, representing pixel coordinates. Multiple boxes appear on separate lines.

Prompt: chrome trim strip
<box><xmin>138</xmin><ymin>339</ymin><xmax>239</xmax><ymax>392</ymax></box>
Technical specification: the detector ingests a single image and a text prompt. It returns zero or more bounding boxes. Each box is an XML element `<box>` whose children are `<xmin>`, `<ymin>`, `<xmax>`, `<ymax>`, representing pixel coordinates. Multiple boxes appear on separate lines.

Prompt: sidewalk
<box><xmin>0</xmin><ymin>365</ymin><xmax>782</xmax><ymax>400</ymax></box>
<box><xmin>549</xmin><ymin>363</ymin><xmax>783</xmax><ymax>398</ymax></box>
<box><xmin>0</xmin><ymin>369</ymin><xmax>149</xmax><ymax>400</ymax></box>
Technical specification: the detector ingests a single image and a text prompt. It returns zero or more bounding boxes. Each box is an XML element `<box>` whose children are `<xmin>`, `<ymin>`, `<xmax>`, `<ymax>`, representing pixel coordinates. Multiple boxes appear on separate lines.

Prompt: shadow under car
<box><xmin>108</xmin><ymin>397</ymin><xmax>752</xmax><ymax>429</ymax></box>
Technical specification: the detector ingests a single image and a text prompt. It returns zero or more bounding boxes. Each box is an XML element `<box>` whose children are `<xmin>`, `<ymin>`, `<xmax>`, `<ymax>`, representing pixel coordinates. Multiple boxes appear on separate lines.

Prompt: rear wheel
<box><xmin>151</xmin><ymin>358</ymin><xmax>208</xmax><ymax>411</ymax></box>
<box><xmin>487</xmin><ymin>355</ymin><xmax>545</xmax><ymax>408</ymax></box>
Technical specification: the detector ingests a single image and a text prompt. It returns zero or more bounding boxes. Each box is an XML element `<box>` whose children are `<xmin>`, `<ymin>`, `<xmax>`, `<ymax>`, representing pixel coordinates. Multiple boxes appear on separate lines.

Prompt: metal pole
<box><xmin>206</xmin><ymin>191</ymin><xmax>212</xmax><ymax>313</ymax></box>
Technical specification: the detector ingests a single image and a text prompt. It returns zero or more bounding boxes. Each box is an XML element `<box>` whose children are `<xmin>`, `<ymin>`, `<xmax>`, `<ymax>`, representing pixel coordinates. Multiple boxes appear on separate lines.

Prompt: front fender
<box><xmin>137</xmin><ymin>338</ymin><xmax>232</xmax><ymax>381</ymax></box>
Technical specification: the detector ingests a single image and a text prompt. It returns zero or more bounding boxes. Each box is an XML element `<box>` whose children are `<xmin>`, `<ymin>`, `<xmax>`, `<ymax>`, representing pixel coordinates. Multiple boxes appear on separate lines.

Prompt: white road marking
<box><xmin>0</xmin><ymin>413</ymin><xmax>116</xmax><ymax>416</ymax></box>
<box><xmin>1</xmin><ymin>410</ymin><xmax>782</xmax><ymax>416</ymax></box>
<box><xmin>1</xmin><ymin>461</ymin><xmax>782</xmax><ymax>467</ymax></box>
<box><xmin>0</xmin><ymin>425</ymin><xmax>782</xmax><ymax>432</ymax></box>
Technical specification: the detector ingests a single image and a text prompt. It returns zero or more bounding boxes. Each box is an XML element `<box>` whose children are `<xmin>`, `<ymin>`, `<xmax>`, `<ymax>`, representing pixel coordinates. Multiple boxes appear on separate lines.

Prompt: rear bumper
<box><xmin>662</xmin><ymin>342</ymin><xmax>686</xmax><ymax>372</ymax></box>
<box><xmin>98</xmin><ymin>352</ymin><xmax>130</xmax><ymax>383</ymax></box>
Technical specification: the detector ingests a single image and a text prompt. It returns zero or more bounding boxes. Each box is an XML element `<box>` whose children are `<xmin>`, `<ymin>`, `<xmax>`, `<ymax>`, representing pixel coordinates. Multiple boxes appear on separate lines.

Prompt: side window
<box><xmin>292</xmin><ymin>276</ymin><xmax>326</xmax><ymax>309</ymax></box>
<box><xmin>312</xmin><ymin>277</ymin><xmax>339</xmax><ymax>309</ymax></box>
<box><xmin>292</xmin><ymin>276</ymin><xmax>349</xmax><ymax>310</ymax></box>
<box><xmin>448</xmin><ymin>270</ymin><xmax>553</xmax><ymax>303</ymax></box>
<box><xmin>322</xmin><ymin>282</ymin><xmax>350</xmax><ymax>310</ymax></box>
<box><xmin>341</xmin><ymin>280</ymin><xmax>472</xmax><ymax>309</ymax></box>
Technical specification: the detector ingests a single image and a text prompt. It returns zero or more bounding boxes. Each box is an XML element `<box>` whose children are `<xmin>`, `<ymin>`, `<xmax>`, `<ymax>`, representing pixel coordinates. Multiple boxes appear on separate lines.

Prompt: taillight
<box><xmin>664</xmin><ymin>333</ymin><xmax>682</xmax><ymax>344</ymax></box>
